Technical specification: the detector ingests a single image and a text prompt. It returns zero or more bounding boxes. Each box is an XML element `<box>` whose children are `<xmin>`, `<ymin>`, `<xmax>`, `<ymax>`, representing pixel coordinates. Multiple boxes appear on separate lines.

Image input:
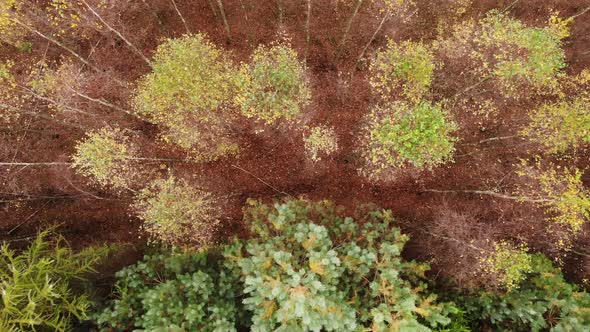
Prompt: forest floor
<box><xmin>1</xmin><ymin>0</ymin><xmax>590</xmax><ymax>285</ymax></box>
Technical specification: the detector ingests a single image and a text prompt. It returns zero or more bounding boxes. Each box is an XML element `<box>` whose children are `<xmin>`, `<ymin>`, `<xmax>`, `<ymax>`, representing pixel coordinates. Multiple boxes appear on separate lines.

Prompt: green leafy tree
<box><xmin>462</xmin><ymin>254</ymin><xmax>590</xmax><ymax>332</ymax></box>
<box><xmin>97</xmin><ymin>249</ymin><xmax>246</xmax><ymax>332</ymax></box>
<box><xmin>360</xmin><ymin>101</ymin><xmax>457</xmax><ymax>176</ymax></box>
<box><xmin>133</xmin><ymin>176</ymin><xmax>221</xmax><ymax>247</ymax></box>
<box><xmin>0</xmin><ymin>229</ymin><xmax>107</xmax><ymax>331</ymax></box>
<box><xmin>72</xmin><ymin>127</ymin><xmax>140</xmax><ymax>191</ymax></box>
<box><xmin>521</xmin><ymin>96</ymin><xmax>590</xmax><ymax>154</ymax></box>
<box><xmin>369</xmin><ymin>39</ymin><xmax>435</xmax><ymax>102</ymax></box>
<box><xmin>224</xmin><ymin>199</ymin><xmax>457</xmax><ymax>331</ymax></box>
<box><xmin>235</xmin><ymin>43</ymin><xmax>311</xmax><ymax>125</ymax></box>
<box><xmin>134</xmin><ymin>33</ymin><xmax>239</xmax><ymax>161</ymax></box>
<box><xmin>439</xmin><ymin>10</ymin><xmax>566</xmax><ymax>98</ymax></box>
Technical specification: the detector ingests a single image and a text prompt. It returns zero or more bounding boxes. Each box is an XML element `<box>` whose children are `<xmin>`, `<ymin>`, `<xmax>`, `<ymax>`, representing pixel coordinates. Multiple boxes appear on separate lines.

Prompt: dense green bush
<box><xmin>97</xmin><ymin>249</ymin><xmax>245</xmax><ymax>331</ymax></box>
<box><xmin>360</xmin><ymin>101</ymin><xmax>457</xmax><ymax>176</ymax></box>
<box><xmin>134</xmin><ymin>34</ymin><xmax>239</xmax><ymax>161</ymax></box>
<box><xmin>0</xmin><ymin>229</ymin><xmax>107</xmax><ymax>331</ymax></box>
<box><xmin>224</xmin><ymin>199</ymin><xmax>457</xmax><ymax>331</ymax></box>
<box><xmin>463</xmin><ymin>254</ymin><xmax>590</xmax><ymax>331</ymax></box>
<box><xmin>235</xmin><ymin>43</ymin><xmax>311</xmax><ymax>125</ymax></box>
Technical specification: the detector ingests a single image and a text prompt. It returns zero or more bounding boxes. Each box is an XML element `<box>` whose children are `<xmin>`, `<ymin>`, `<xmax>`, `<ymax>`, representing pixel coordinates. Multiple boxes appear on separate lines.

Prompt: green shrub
<box><xmin>462</xmin><ymin>254</ymin><xmax>590</xmax><ymax>332</ymax></box>
<box><xmin>97</xmin><ymin>249</ymin><xmax>245</xmax><ymax>332</ymax></box>
<box><xmin>360</xmin><ymin>101</ymin><xmax>457</xmax><ymax>175</ymax></box>
<box><xmin>0</xmin><ymin>229</ymin><xmax>107</xmax><ymax>331</ymax></box>
<box><xmin>72</xmin><ymin>127</ymin><xmax>138</xmax><ymax>191</ymax></box>
<box><xmin>224</xmin><ymin>199</ymin><xmax>457</xmax><ymax>331</ymax></box>
<box><xmin>369</xmin><ymin>39</ymin><xmax>435</xmax><ymax>102</ymax></box>
<box><xmin>134</xmin><ymin>34</ymin><xmax>239</xmax><ymax>161</ymax></box>
<box><xmin>133</xmin><ymin>176</ymin><xmax>221</xmax><ymax>247</ymax></box>
<box><xmin>521</xmin><ymin>96</ymin><xmax>590</xmax><ymax>154</ymax></box>
<box><xmin>235</xmin><ymin>43</ymin><xmax>311</xmax><ymax>125</ymax></box>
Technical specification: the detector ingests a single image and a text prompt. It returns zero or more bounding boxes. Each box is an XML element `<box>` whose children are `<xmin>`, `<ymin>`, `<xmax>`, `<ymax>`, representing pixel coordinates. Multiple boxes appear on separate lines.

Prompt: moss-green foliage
<box><xmin>370</xmin><ymin>40</ymin><xmax>435</xmax><ymax>102</ymax></box>
<box><xmin>224</xmin><ymin>199</ymin><xmax>457</xmax><ymax>331</ymax></box>
<box><xmin>235</xmin><ymin>43</ymin><xmax>311</xmax><ymax>125</ymax></box>
<box><xmin>303</xmin><ymin>125</ymin><xmax>338</xmax><ymax>161</ymax></box>
<box><xmin>361</xmin><ymin>101</ymin><xmax>457</xmax><ymax>175</ymax></box>
<box><xmin>521</xmin><ymin>97</ymin><xmax>590</xmax><ymax>154</ymax></box>
<box><xmin>0</xmin><ymin>229</ymin><xmax>107</xmax><ymax>331</ymax></box>
<box><xmin>133</xmin><ymin>176</ymin><xmax>221</xmax><ymax>247</ymax></box>
<box><xmin>517</xmin><ymin>161</ymin><xmax>590</xmax><ymax>234</ymax></box>
<box><xmin>441</xmin><ymin>10</ymin><xmax>566</xmax><ymax>97</ymax></box>
<box><xmin>463</xmin><ymin>254</ymin><xmax>590</xmax><ymax>332</ymax></box>
<box><xmin>134</xmin><ymin>34</ymin><xmax>238</xmax><ymax>161</ymax></box>
<box><xmin>479</xmin><ymin>241</ymin><xmax>532</xmax><ymax>292</ymax></box>
<box><xmin>72</xmin><ymin>127</ymin><xmax>137</xmax><ymax>191</ymax></box>
<box><xmin>97</xmin><ymin>249</ymin><xmax>245</xmax><ymax>332</ymax></box>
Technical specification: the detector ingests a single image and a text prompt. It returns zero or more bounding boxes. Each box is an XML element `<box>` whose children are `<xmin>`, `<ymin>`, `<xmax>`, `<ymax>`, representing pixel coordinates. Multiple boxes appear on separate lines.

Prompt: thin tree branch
<box><xmin>80</xmin><ymin>0</ymin><xmax>152</xmax><ymax>66</ymax></box>
<box><xmin>170</xmin><ymin>0</ymin><xmax>190</xmax><ymax>33</ymax></box>
<box><xmin>423</xmin><ymin>189</ymin><xmax>552</xmax><ymax>204</ymax></box>
<box><xmin>231</xmin><ymin>164</ymin><xmax>293</xmax><ymax>198</ymax></box>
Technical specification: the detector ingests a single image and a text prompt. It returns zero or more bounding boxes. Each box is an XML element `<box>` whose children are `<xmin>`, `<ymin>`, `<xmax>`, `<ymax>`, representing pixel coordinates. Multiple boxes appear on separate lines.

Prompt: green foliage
<box><xmin>441</xmin><ymin>10</ymin><xmax>566</xmax><ymax>97</ymax></box>
<box><xmin>303</xmin><ymin>125</ymin><xmax>339</xmax><ymax>161</ymax></box>
<box><xmin>361</xmin><ymin>101</ymin><xmax>457</xmax><ymax>175</ymax></box>
<box><xmin>0</xmin><ymin>229</ymin><xmax>107</xmax><ymax>331</ymax></box>
<box><xmin>479</xmin><ymin>241</ymin><xmax>532</xmax><ymax>292</ymax></box>
<box><xmin>134</xmin><ymin>33</ymin><xmax>239</xmax><ymax>161</ymax></box>
<box><xmin>97</xmin><ymin>249</ymin><xmax>245</xmax><ymax>332</ymax></box>
<box><xmin>224</xmin><ymin>199</ymin><xmax>457</xmax><ymax>331</ymax></box>
<box><xmin>133</xmin><ymin>176</ymin><xmax>221</xmax><ymax>247</ymax></box>
<box><xmin>72</xmin><ymin>127</ymin><xmax>138</xmax><ymax>191</ymax></box>
<box><xmin>235</xmin><ymin>43</ymin><xmax>311</xmax><ymax>125</ymax></box>
<box><xmin>370</xmin><ymin>39</ymin><xmax>435</xmax><ymax>102</ymax></box>
<box><xmin>463</xmin><ymin>254</ymin><xmax>590</xmax><ymax>332</ymax></box>
<box><xmin>521</xmin><ymin>96</ymin><xmax>590</xmax><ymax>154</ymax></box>
<box><xmin>516</xmin><ymin>161</ymin><xmax>590</xmax><ymax>234</ymax></box>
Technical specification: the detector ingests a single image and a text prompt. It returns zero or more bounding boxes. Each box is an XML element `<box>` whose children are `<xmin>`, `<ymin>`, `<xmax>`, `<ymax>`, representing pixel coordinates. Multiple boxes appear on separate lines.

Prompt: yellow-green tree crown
<box><xmin>517</xmin><ymin>161</ymin><xmax>590</xmax><ymax>234</ymax></box>
<box><xmin>361</xmin><ymin>101</ymin><xmax>457</xmax><ymax>176</ymax></box>
<box><xmin>235</xmin><ymin>43</ymin><xmax>311</xmax><ymax>125</ymax></box>
<box><xmin>133</xmin><ymin>176</ymin><xmax>221</xmax><ymax>247</ymax></box>
<box><xmin>522</xmin><ymin>96</ymin><xmax>590</xmax><ymax>154</ymax></box>
<box><xmin>134</xmin><ymin>33</ymin><xmax>239</xmax><ymax>161</ymax></box>
<box><xmin>480</xmin><ymin>241</ymin><xmax>533</xmax><ymax>292</ymax></box>
<box><xmin>441</xmin><ymin>10</ymin><xmax>566</xmax><ymax>97</ymax></box>
<box><xmin>369</xmin><ymin>39</ymin><xmax>435</xmax><ymax>102</ymax></box>
<box><xmin>72</xmin><ymin>127</ymin><xmax>138</xmax><ymax>190</ymax></box>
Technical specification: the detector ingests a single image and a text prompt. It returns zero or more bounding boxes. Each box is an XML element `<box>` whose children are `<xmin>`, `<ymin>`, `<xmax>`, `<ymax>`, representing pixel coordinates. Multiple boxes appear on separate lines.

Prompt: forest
<box><xmin>1</xmin><ymin>0</ymin><xmax>590</xmax><ymax>331</ymax></box>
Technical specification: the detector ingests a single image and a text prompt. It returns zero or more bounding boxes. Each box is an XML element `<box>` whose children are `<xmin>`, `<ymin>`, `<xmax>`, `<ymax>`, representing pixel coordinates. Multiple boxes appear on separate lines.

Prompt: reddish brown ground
<box><xmin>1</xmin><ymin>0</ymin><xmax>590</xmax><ymax>284</ymax></box>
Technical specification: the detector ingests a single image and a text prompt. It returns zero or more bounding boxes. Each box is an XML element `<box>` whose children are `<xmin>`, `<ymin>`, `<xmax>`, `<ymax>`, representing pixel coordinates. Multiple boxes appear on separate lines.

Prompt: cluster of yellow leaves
<box><xmin>517</xmin><ymin>161</ymin><xmax>590</xmax><ymax>234</ymax></box>
<box><xmin>480</xmin><ymin>241</ymin><xmax>532</xmax><ymax>292</ymax></box>
<box><xmin>303</xmin><ymin>125</ymin><xmax>338</xmax><ymax>162</ymax></box>
<box><xmin>521</xmin><ymin>96</ymin><xmax>590</xmax><ymax>154</ymax></box>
